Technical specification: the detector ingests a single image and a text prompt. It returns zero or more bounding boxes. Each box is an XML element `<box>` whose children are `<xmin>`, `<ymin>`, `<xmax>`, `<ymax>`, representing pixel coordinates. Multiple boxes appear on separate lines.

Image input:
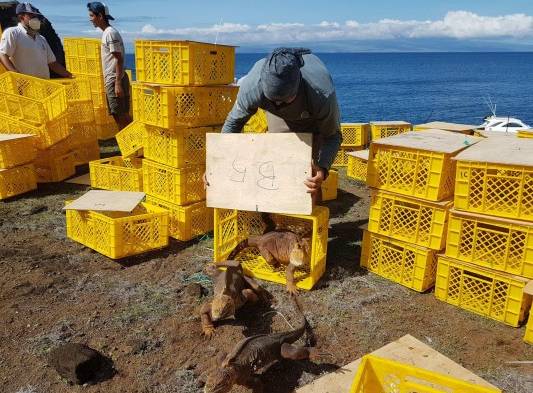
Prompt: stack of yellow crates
<box><xmin>360</xmin><ymin>129</ymin><xmax>480</xmax><ymax>293</ymax></box>
<box><xmin>124</xmin><ymin>40</ymin><xmax>239</xmax><ymax>242</ymax></box>
<box><xmin>63</xmin><ymin>38</ymin><xmax>119</xmax><ymax>140</ymax></box>
<box><xmin>435</xmin><ymin>136</ymin><xmax>533</xmax><ymax>344</ymax></box>
<box><xmin>0</xmin><ymin>71</ymin><xmax>77</xmax><ymax>184</ymax></box>
<box><xmin>332</xmin><ymin>123</ymin><xmax>369</xmax><ymax>168</ymax></box>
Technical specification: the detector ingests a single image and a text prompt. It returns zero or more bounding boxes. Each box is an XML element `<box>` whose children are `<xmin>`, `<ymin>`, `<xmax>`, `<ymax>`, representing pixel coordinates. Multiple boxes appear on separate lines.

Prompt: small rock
<box><xmin>184</xmin><ymin>283</ymin><xmax>204</xmax><ymax>299</ymax></box>
<box><xmin>48</xmin><ymin>343</ymin><xmax>115</xmax><ymax>385</ymax></box>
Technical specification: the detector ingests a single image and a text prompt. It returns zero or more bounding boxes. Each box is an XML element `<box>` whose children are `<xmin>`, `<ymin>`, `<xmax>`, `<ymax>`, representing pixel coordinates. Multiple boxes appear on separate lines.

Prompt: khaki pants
<box><xmin>265</xmin><ymin>111</ymin><xmax>322</xmax><ymax>203</ymax></box>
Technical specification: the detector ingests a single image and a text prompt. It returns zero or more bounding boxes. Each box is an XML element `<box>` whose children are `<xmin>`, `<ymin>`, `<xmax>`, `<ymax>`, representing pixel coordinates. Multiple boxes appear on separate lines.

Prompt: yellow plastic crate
<box><xmin>0</xmin><ymin>72</ymin><xmax>67</xmax><ymax>126</ymax></box>
<box><xmin>213</xmin><ymin>207</ymin><xmax>329</xmax><ymax>290</ymax></box>
<box><xmin>143</xmin><ymin>125</ymin><xmax>219</xmax><ymax>168</ymax></box>
<box><xmin>89</xmin><ymin>156</ymin><xmax>143</xmax><ymax>192</ymax></box>
<box><xmin>370</xmin><ymin>121</ymin><xmax>412</xmax><ymax>140</ymax></box>
<box><xmin>64</xmin><ymin>38</ymin><xmax>103</xmax><ymax>77</ymax></box>
<box><xmin>56</xmin><ymin>77</ymin><xmax>94</xmax><ymax>125</ymax></box>
<box><xmin>66</xmin><ymin>202</ymin><xmax>169</xmax><ymax>259</ymax></box>
<box><xmin>86</xmin><ymin>76</ymin><xmax>107</xmax><ymax>108</ymax></box>
<box><xmin>0</xmin><ymin>111</ymin><xmax>70</xmax><ymax>150</ymax></box>
<box><xmin>361</xmin><ymin>230</ymin><xmax>438</xmax><ymax>292</ymax></box>
<box><xmin>517</xmin><ymin>129</ymin><xmax>533</xmax><ymax>139</ymax></box>
<box><xmin>446</xmin><ymin>210</ymin><xmax>533</xmax><ymax>279</ymax></box>
<box><xmin>243</xmin><ymin>109</ymin><xmax>268</xmax><ymax>133</ymax></box>
<box><xmin>132</xmin><ymin>83</ymin><xmax>238</xmax><ymax>129</ymax></box>
<box><xmin>341</xmin><ymin>123</ymin><xmax>369</xmax><ymax>147</ymax></box>
<box><xmin>0</xmin><ymin>134</ymin><xmax>36</xmax><ymax>169</ymax></box>
<box><xmin>369</xmin><ymin>190</ymin><xmax>451</xmax><ymax>250</ymax></box>
<box><xmin>116</xmin><ymin>121</ymin><xmax>145</xmax><ymax>158</ymax></box>
<box><xmin>525</xmin><ymin>306</ymin><xmax>533</xmax><ymax>344</ymax></box>
<box><xmin>368</xmin><ymin>143</ymin><xmax>456</xmax><ymax>202</ymax></box>
<box><xmin>146</xmin><ymin>195</ymin><xmax>213</xmax><ymax>241</ymax></box>
<box><xmin>0</xmin><ymin>164</ymin><xmax>37</xmax><ymax>200</ymax></box>
<box><xmin>332</xmin><ymin>146</ymin><xmax>362</xmax><ymax>168</ymax></box>
<box><xmin>347</xmin><ymin>150</ymin><xmax>368</xmax><ymax>182</ymax></box>
<box><xmin>135</xmin><ymin>40</ymin><xmax>235</xmax><ymax>86</ymax></box>
<box><xmin>455</xmin><ymin>161</ymin><xmax>533</xmax><ymax>221</ymax></box>
<box><xmin>350</xmin><ymin>355</ymin><xmax>501</xmax><ymax>393</ymax></box>
<box><xmin>35</xmin><ymin>151</ymin><xmax>76</xmax><ymax>183</ymax></box>
<box><xmin>321</xmin><ymin>170</ymin><xmax>338</xmax><ymax>201</ymax></box>
<box><xmin>142</xmin><ymin>160</ymin><xmax>205</xmax><ymax>205</ymax></box>
<box><xmin>73</xmin><ymin>140</ymin><xmax>100</xmax><ymax>167</ymax></box>
<box><xmin>71</xmin><ymin>122</ymin><xmax>97</xmax><ymax>146</ymax></box>
<box><xmin>435</xmin><ymin>256</ymin><xmax>531</xmax><ymax>327</ymax></box>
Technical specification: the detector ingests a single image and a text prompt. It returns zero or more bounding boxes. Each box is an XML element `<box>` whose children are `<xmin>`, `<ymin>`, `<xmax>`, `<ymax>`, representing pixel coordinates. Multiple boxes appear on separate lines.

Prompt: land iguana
<box><xmin>200</xmin><ymin>260</ymin><xmax>270</xmax><ymax>338</ymax></box>
<box><xmin>203</xmin><ymin>294</ymin><xmax>320</xmax><ymax>393</ymax></box>
<box><xmin>228</xmin><ymin>213</ymin><xmax>312</xmax><ymax>295</ymax></box>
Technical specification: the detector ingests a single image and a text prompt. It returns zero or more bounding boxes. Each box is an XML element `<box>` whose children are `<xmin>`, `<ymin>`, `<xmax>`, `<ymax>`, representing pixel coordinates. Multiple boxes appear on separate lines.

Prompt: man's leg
<box><xmin>106</xmin><ymin>74</ymin><xmax>132</xmax><ymax>131</ymax></box>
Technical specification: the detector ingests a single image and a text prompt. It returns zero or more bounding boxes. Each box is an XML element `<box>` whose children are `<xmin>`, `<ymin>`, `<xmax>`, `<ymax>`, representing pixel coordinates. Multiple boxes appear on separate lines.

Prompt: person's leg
<box><xmin>106</xmin><ymin>74</ymin><xmax>132</xmax><ymax>131</ymax></box>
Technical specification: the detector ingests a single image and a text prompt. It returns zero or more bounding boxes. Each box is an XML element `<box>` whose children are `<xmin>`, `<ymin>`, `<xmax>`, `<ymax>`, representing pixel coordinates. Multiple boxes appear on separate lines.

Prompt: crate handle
<box><xmin>462</xmin><ymin>269</ymin><xmax>491</xmax><ymax>283</ymax></box>
<box><xmin>209</xmin><ymin>50</ymin><xmax>218</xmax><ymax>55</ymax></box>
<box><xmin>155</xmin><ymin>47</ymin><xmax>169</xmax><ymax>53</ymax></box>
<box><xmin>396</xmin><ymin>199</ymin><xmax>421</xmax><ymax>210</ymax></box>
<box><xmin>476</xmin><ymin>221</ymin><xmax>510</xmax><ymax>235</ymax></box>
<box><xmin>143</xmin><ymin>89</ymin><xmax>155</xmax><ymax>95</ymax></box>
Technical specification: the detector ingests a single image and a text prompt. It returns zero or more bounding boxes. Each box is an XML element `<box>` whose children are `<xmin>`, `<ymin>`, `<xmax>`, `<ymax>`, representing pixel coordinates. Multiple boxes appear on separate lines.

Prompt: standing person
<box><xmin>0</xmin><ymin>2</ymin><xmax>71</xmax><ymax>79</ymax></box>
<box><xmin>220</xmin><ymin>47</ymin><xmax>342</xmax><ymax>200</ymax></box>
<box><xmin>87</xmin><ymin>2</ymin><xmax>131</xmax><ymax>130</ymax></box>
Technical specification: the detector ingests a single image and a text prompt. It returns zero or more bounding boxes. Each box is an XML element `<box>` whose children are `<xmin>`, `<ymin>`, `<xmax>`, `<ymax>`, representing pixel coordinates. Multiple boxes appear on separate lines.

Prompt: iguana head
<box><xmin>290</xmin><ymin>237</ymin><xmax>312</xmax><ymax>267</ymax></box>
<box><xmin>211</xmin><ymin>294</ymin><xmax>236</xmax><ymax>321</ymax></box>
<box><xmin>204</xmin><ymin>365</ymin><xmax>238</xmax><ymax>393</ymax></box>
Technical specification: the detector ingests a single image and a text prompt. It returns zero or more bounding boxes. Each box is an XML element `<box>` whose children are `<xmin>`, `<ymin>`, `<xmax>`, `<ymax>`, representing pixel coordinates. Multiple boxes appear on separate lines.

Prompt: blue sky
<box><xmin>34</xmin><ymin>0</ymin><xmax>533</xmax><ymax>51</ymax></box>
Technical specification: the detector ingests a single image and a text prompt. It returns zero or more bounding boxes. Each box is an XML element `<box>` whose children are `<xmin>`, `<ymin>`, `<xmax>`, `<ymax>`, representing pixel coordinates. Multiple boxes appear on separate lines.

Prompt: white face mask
<box><xmin>28</xmin><ymin>17</ymin><xmax>41</xmax><ymax>31</ymax></box>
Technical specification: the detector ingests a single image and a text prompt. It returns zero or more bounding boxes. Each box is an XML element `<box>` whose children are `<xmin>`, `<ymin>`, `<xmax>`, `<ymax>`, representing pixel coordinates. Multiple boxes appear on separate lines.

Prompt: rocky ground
<box><xmin>0</xmin><ymin>149</ymin><xmax>532</xmax><ymax>393</ymax></box>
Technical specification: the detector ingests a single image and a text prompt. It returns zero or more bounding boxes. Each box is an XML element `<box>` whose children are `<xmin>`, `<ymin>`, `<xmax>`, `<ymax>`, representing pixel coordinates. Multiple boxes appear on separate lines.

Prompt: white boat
<box><xmin>478</xmin><ymin>115</ymin><xmax>530</xmax><ymax>133</ymax></box>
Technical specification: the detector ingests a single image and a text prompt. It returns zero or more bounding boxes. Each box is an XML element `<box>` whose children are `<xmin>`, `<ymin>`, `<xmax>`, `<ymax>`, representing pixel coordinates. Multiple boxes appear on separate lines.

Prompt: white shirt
<box><xmin>101</xmin><ymin>26</ymin><xmax>125</xmax><ymax>87</ymax></box>
<box><xmin>0</xmin><ymin>23</ymin><xmax>56</xmax><ymax>79</ymax></box>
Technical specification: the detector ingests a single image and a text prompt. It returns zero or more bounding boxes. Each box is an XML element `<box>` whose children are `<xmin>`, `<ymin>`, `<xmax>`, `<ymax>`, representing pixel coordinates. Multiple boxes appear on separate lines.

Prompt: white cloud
<box><xmin>117</xmin><ymin>11</ymin><xmax>533</xmax><ymax>45</ymax></box>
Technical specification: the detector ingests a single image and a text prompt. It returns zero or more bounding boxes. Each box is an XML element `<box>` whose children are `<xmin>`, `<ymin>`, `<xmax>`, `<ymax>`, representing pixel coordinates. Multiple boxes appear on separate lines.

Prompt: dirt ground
<box><xmin>1</xmin><ymin>145</ymin><xmax>532</xmax><ymax>393</ymax></box>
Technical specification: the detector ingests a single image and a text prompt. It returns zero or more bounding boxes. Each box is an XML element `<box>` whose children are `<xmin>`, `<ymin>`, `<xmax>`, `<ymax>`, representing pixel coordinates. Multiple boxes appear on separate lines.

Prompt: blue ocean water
<box><xmin>126</xmin><ymin>52</ymin><xmax>533</xmax><ymax>126</ymax></box>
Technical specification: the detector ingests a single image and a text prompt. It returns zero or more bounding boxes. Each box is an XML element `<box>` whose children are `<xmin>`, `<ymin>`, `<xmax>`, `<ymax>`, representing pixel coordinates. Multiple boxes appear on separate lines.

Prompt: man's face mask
<box><xmin>28</xmin><ymin>17</ymin><xmax>41</xmax><ymax>31</ymax></box>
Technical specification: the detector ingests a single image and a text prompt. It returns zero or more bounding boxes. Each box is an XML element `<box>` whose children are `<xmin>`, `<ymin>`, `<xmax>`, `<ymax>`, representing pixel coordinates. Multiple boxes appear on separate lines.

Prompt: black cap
<box><xmin>87</xmin><ymin>2</ymin><xmax>115</xmax><ymax>20</ymax></box>
<box><xmin>260</xmin><ymin>47</ymin><xmax>311</xmax><ymax>102</ymax></box>
<box><xmin>15</xmin><ymin>2</ymin><xmax>43</xmax><ymax>17</ymax></box>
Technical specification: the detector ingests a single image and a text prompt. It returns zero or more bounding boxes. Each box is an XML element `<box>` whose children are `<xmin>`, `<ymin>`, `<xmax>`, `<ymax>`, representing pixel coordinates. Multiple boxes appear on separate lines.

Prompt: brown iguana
<box><xmin>228</xmin><ymin>213</ymin><xmax>311</xmax><ymax>295</ymax></box>
<box><xmin>200</xmin><ymin>260</ymin><xmax>270</xmax><ymax>338</ymax></box>
<box><xmin>203</xmin><ymin>294</ymin><xmax>320</xmax><ymax>393</ymax></box>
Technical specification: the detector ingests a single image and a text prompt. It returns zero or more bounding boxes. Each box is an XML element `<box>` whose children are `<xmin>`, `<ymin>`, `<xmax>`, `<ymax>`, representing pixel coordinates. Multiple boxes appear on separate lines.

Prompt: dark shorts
<box><xmin>105</xmin><ymin>73</ymin><xmax>131</xmax><ymax>116</ymax></box>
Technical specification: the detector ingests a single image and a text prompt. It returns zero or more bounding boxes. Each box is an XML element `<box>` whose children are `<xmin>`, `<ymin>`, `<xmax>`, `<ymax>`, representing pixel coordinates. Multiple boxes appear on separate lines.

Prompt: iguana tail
<box><xmin>280</xmin><ymin>294</ymin><xmax>312</xmax><ymax>345</ymax></box>
<box><xmin>227</xmin><ymin>239</ymin><xmax>249</xmax><ymax>260</ymax></box>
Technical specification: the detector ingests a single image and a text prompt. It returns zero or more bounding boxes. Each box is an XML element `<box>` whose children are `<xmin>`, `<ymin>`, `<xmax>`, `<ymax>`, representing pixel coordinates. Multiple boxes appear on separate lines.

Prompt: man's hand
<box><xmin>115</xmin><ymin>81</ymin><xmax>124</xmax><ymax>98</ymax></box>
<box><xmin>304</xmin><ymin>165</ymin><xmax>326</xmax><ymax>195</ymax></box>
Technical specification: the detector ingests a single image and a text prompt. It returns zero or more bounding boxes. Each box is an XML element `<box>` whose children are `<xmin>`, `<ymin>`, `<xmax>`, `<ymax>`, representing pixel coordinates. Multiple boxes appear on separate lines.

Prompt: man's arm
<box><xmin>0</xmin><ymin>29</ymin><xmax>17</xmax><ymax>72</ymax></box>
<box><xmin>48</xmin><ymin>61</ymin><xmax>72</xmax><ymax>78</ymax></box>
<box><xmin>0</xmin><ymin>53</ymin><xmax>17</xmax><ymax>72</ymax></box>
<box><xmin>111</xmin><ymin>51</ymin><xmax>125</xmax><ymax>97</ymax></box>
<box><xmin>221</xmin><ymin>73</ymin><xmax>261</xmax><ymax>133</ymax></box>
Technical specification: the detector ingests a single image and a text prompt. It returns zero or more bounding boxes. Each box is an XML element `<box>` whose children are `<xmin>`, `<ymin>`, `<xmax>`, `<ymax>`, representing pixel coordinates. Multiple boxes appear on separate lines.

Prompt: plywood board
<box><xmin>416</xmin><ymin>121</ymin><xmax>477</xmax><ymax>132</ymax></box>
<box><xmin>453</xmin><ymin>136</ymin><xmax>533</xmax><ymax>166</ymax></box>
<box><xmin>65</xmin><ymin>173</ymin><xmax>91</xmax><ymax>185</ymax></box>
<box><xmin>206</xmin><ymin>133</ymin><xmax>313</xmax><ymax>215</ymax></box>
<box><xmin>297</xmin><ymin>334</ymin><xmax>499</xmax><ymax>393</ymax></box>
<box><xmin>63</xmin><ymin>190</ymin><xmax>145</xmax><ymax>212</ymax></box>
<box><xmin>348</xmin><ymin>149</ymin><xmax>369</xmax><ymax>160</ymax></box>
<box><xmin>370</xmin><ymin>121</ymin><xmax>411</xmax><ymax>126</ymax></box>
<box><xmin>373</xmin><ymin>129</ymin><xmax>482</xmax><ymax>154</ymax></box>
<box><xmin>0</xmin><ymin>133</ymin><xmax>34</xmax><ymax>142</ymax></box>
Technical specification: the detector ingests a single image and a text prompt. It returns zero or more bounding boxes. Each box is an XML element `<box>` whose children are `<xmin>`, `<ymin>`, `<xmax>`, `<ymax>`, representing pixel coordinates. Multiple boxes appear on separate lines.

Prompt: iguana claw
<box><xmin>286</xmin><ymin>283</ymin><xmax>299</xmax><ymax>296</ymax></box>
<box><xmin>202</xmin><ymin>325</ymin><xmax>216</xmax><ymax>339</ymax></box>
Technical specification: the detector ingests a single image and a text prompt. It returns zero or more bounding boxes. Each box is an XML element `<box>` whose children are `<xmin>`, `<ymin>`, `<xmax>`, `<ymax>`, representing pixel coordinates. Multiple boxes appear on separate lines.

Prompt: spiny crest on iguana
<box><xmin>204</xmin><ymin>294</ymin><xmax>319</xmax><ymax>393</ymax></box>
<box><xmin>228</xmin><ymin>213</ymin><xmax>312</xmax><ymax>295</ymax></box>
